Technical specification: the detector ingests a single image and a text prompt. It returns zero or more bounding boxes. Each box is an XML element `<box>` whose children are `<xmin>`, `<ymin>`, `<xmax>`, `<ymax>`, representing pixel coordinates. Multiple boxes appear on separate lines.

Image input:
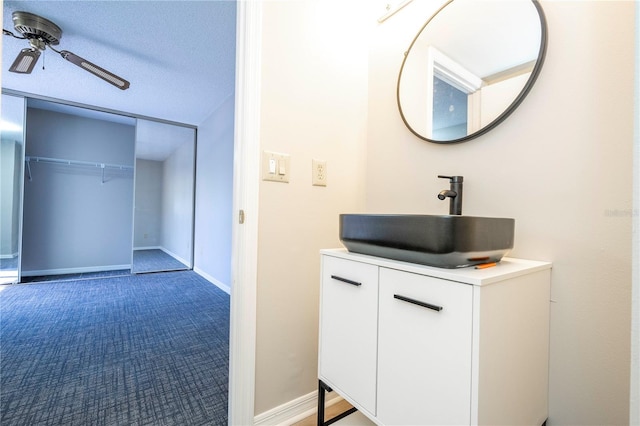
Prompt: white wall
<box><xmin>253</xmin><ymin>0</ymin><xmax>370</xmax><ymax>415</ymax></box>
<box><xmin>194</xmin><ymin>94</ymin><xmax>235</xmax><ymax>292</ymax></box>
<box><xmin>366</xmin><ymin>1</ymin><xmax>634</xmax><ymax>424</ymax></box>
<box><xmin>22</xmin><ymin>108</ymin><xmax>135</xmax><ymax>275</ymax></box>
<box><xmin>480</xmin><ymin>72</ymin><xmax>531</xmax><ymax>128</ymax></box>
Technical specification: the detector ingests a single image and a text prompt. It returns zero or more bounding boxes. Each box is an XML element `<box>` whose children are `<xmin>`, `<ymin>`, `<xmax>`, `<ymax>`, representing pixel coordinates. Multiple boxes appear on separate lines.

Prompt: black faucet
<box><xmin>437</xmin><ymin>175</ymin><xmax>463</xmax><ymax>215</ymax></box>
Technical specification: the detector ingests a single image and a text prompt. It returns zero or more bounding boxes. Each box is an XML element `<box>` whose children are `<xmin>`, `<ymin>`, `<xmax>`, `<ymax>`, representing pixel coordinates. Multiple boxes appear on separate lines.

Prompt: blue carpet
<box><xmin>20</xmin><ymin>269</ymin><xmax>131</xmax><ymax>284</ymax></box>
<box><xmin>0</xmin><ymin>256</ymin><xmax>18</xmax><ymax>271</ymax></box>
<box><xmin>0</xmin><ymin>271</ymin><xmax>229</xmax><ymax>425</ymax></box>
<box><xmin>132</xmin><ymin>249</ymin><xmax>188</xmax><ymax>273</ymax></box>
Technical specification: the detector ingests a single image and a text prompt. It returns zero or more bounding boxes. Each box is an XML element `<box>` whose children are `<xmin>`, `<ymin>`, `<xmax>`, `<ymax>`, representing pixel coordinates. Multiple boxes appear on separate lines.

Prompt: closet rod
<box><xmin>25</xmin><ymin>156</ymin><xmax>134</xmax><ymax>171</ymax></box>
<box><xmin>25</xmin><ymin>156</ymin><xmax>133</xmax><ymax>184</ymax></box>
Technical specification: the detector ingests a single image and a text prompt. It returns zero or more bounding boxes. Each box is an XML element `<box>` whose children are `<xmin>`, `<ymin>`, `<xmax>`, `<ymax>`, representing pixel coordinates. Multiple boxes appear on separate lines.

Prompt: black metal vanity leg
<box><xmin>318</xmin><ymin>380</ymin><xmax>329</xmax><ymax>426</ymax></box>
<box><xmin>317</xmin><ymin>380</ymin><xmax>359</xmax><ymax>426</ymax></box>
<box><xmin>317</xmin><ymin>380</ymin><xmax>324</xmax><ymax>426</ymax></box>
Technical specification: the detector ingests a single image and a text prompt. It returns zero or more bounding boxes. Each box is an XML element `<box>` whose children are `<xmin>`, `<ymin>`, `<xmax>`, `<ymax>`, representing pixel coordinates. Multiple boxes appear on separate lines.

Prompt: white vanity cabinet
<box><xmin>318</xmin><ymin>249</ymin><xmax>552</xmax><ymax>426</ymax></box>
<box><xmin>318</xmin><ymin>255</ymin><xmax>379</xmax><ymax>416</ymax></box>
<box><xmin>377</xmin><ymin>268</ymin><xmax>474</xmax><ymax>425</ymax></box>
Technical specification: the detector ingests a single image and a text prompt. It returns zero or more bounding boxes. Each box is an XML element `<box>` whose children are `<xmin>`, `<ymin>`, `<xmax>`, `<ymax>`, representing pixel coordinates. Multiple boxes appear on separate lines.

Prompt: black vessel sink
<box><xmin>339</xmin><ymin>214</ymin><xmax>515</xmax><ymax>268</ymax></box>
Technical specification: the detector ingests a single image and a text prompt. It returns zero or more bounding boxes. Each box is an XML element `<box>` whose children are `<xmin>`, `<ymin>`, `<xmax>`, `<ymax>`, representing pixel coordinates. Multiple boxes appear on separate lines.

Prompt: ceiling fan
<box><xmin>3</xmin><ymin>11</ymin><xmax>130</xmax><ymax>90</ymax></box>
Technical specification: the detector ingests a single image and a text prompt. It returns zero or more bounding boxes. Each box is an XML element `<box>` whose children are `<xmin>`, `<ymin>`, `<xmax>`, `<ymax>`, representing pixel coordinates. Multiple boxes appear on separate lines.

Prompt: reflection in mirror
<box><xmin>132</xmin><ymin>120</ymin><xmax>196</xmax><ymax>274</ymax></box>
<box><xmin>433</xmin><ymin>76</ymin><xmax>468</xmax><ymax>140</ymax></box>
<box><xmin>0</xmin><ymin>95</ymin><xmax>25</xmax><ymax>285</ymax></box>
<box><xmin>398</xmin><ymin>0</ymin><xmax>547</xmax><ymax>143</ymax></box>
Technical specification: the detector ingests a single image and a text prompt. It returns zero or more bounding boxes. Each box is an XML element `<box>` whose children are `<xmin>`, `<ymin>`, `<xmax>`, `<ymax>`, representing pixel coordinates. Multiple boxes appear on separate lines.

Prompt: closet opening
<box><xmin>8</xmin><ymin>97</ymin><xmax>196</xmax><ymax>283</ymax></box>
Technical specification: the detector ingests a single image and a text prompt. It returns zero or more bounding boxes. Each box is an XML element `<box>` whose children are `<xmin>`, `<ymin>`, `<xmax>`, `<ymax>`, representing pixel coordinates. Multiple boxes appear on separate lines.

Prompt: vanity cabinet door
<box><xmin>319</xmin><ymin>256</ymin><xmax>379</xmax><ymax>415</ymax></box>
<box><xmin>377</xmin><ymin>267</ymin><xmax>474</xmax><ymax>425</ymax></box>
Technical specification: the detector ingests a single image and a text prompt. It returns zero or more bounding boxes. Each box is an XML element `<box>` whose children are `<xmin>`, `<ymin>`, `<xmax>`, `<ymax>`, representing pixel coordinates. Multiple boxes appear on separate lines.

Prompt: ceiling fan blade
<box><xmin>9</xmin><ymin>48</ymin><xmax>41</xmax><ymax>74</ymax></box>
<box><xmin>60</xmin><ymin>50</ymin><xmax>130</xmax><ymax>90</ymax></box>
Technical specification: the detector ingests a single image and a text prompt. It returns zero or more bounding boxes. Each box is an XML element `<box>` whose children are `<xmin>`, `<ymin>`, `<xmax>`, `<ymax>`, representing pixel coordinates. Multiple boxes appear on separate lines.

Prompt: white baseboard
<box><xmin>21</xmin><ymin>264</ymin><xmax>131</xmax><ymax>277</ymax></box>
<box><xmin>159</xmin><ymin>247</ymin><xmax>190</xmax><ymax>267</ymax></box>
<box><xmin>193</xmin><ymin>267</ymin><xmax>231</xmax><ymax>294</ymax></box>
<box><xmin>133</xmin><ymin>245</ymin><xmax>162</xmax><ymax>251</ymax></box>
<box><xmin>254</xmin><ymin>390</ymin><xmax>343</xmax><ymax>426</ymax></box>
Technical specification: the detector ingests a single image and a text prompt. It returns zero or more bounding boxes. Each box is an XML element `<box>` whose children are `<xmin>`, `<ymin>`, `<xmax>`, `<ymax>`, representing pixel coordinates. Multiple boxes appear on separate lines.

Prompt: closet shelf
<box><xmin>25</xmin><ymin>156</ymin><xmax>133</xmax><ymax>184</ymax></box>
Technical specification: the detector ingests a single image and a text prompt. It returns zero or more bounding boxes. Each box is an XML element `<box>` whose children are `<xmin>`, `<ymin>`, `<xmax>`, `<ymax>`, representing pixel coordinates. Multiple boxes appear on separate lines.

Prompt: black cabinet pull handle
<box><xmin>331</xmin><ymin>275</ymin><xmax>362</xmax><ymax>286</ymax></box>
<box><xmin>394</xmin><ymin>294</ymin><xmax>443</xmax><ymax>312</ymax></box>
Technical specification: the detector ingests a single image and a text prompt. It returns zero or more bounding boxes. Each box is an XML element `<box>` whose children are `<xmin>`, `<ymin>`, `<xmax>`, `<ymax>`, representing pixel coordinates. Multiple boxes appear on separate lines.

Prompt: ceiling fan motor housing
<box><xmin>12</xmin><ymin>11</ymin><xmax>62</xmax><ymax>46</ymax></box>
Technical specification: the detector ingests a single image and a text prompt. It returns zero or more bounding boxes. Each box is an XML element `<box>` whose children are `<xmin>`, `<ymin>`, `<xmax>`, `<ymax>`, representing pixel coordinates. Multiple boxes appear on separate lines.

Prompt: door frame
<box><xmin>228</xmin><ymin>1</ymin><xmax>262</xmax><ymax>424</ymax></box>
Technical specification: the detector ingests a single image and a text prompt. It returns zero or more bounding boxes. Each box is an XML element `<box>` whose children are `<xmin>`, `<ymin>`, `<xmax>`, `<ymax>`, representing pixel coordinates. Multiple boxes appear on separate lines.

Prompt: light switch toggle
<box><xmin>262</xmin><ymin>150</ymin><xmax>290</xmax><ymax>183</ymax></box>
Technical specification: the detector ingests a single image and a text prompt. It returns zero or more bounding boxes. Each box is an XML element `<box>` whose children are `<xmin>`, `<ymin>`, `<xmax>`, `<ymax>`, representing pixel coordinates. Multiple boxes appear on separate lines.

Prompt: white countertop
<box><xmin>321</xmin><ymin>248</ymin><xmax>552</xmax><ymax>286</ymax></box>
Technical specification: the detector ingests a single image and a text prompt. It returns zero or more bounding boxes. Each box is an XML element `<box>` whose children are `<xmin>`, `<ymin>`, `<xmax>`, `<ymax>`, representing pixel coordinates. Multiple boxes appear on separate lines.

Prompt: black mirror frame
<box><xmin>397</xmin><ymin>0</ymin><xmax>548</xmax><ymax>144</ymax></box>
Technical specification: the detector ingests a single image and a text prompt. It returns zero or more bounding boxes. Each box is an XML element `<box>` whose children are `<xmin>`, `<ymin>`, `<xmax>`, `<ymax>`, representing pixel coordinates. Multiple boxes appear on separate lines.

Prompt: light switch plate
<box><xmin>262</xmin><ymin>151</ymin><xmax>290</xmax><ymax>183</ymax></box>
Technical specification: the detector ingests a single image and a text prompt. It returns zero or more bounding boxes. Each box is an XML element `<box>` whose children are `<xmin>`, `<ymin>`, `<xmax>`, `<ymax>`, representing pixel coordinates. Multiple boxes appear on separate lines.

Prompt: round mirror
<box><xmin>397</xmin><ymin>0</ymin><xmax>547</xmax><ymax>144</ymax></box>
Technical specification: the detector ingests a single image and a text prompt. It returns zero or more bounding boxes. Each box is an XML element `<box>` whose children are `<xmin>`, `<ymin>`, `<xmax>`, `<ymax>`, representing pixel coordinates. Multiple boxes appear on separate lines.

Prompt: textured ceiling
<box><xmin>2</xmin><ymin>1</ymin><xmax>237</xmax><ymax>126</ymax></box>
